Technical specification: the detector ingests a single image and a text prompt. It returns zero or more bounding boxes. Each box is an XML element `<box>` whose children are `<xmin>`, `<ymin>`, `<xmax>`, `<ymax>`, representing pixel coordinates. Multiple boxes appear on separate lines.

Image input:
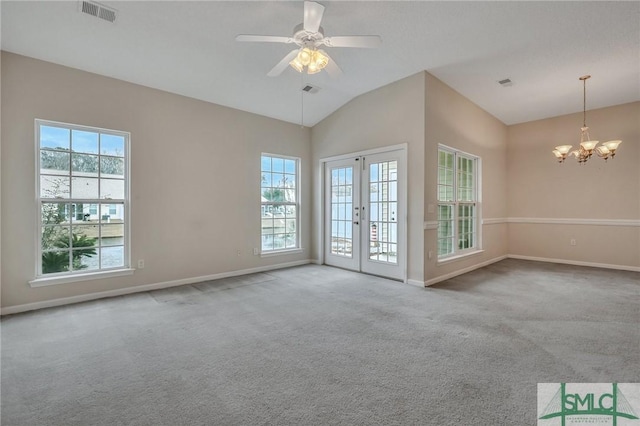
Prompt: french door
<box><xmin>324</xmin><ymin>149</ymin><xmax>405</xmax><ymax>281</ymax></box>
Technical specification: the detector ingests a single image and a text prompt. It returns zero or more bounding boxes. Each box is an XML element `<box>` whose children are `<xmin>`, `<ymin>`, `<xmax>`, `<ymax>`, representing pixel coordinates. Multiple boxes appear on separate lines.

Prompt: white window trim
<box><xmin>260</xmin><ymin>153</ymin><xmax>302</xmax><ymax>255</ymax></box>
<box><xmin>437</xmin><ymin>144</ymin><xmax>482</xmax><ymax>261</ymax></box>
<box><xmin>33</xmin><ymin>119</ymin><xmax>132</xmax><ymax>285</ymax></box>
<box><xmin>29</xmin><ymin>268</ymin><xmax>135</xmax><ymax>287</ymax></box>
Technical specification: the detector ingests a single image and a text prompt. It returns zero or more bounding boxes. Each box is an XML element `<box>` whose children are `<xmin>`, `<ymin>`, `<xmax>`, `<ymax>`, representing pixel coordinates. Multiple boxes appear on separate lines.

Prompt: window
<box><xmin>37</xmin><ymin>119</ymin><xmax>129</xmax><ymax>277</ymax></box>
<box><xmin>437</xmin><ymin>146</ymin><xmax>479</xmax><ymax>258</ymax></box>
<box><xmin>261</xmin><ymin>154</ymin><xmax>299</xmax><ymax>253</ymax></box>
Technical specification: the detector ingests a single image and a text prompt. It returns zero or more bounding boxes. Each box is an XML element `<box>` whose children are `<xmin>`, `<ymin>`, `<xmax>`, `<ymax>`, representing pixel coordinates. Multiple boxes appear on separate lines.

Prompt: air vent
<box><xmin>498</xmin><ymin>78</ymin><xmax>513</xmax><ymax>87</ymax></box>
<box><xmin>80</xmin><ymin>1</ymin><xmax>117</xmax><ymax>23</ymax></box>
<box><xmin>302</xmin><ymin>84</ymin><xmax>320</xmax><ymax>94</ymax></box>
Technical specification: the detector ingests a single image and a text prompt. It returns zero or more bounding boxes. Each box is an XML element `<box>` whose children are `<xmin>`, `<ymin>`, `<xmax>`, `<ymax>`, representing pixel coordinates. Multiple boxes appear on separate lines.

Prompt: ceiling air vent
<box><xmin>302</xmin><ymin>84</ymin><xmax>320</xmax><ymax>94</ymax></box>
<box><xmin>498</xmin><ymin>78</ymin><xmax>513</xmax><ymax>87</ymax></box>
<box><xmin>80</xmin><ymin>1</ymin><xmax>117</xmax><ymax>23</ymax></box>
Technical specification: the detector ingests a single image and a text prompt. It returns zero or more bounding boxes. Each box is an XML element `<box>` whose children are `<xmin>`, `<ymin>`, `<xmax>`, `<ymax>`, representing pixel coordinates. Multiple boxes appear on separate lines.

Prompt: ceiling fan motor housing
<box><xmin>292</xmin><ymin>23</ymin><xmax>325</xmax><ymax>48</ymax></box>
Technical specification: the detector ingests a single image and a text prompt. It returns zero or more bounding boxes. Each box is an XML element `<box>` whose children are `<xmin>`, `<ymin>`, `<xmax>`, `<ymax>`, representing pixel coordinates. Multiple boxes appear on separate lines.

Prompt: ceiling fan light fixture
<box><xmin>237</xmin><ymin>1</ymin><xmax>380</xmax><ymax>77</ymax></box>
<box><xmin>298</xmin><ymin>48</ymin><xmax>313</xmax><ymax>66</ymax></box>
<box><xmin>307</xmin><ymin>62</ymin><xmax>321</xmax><ymax>74</ymax></box>
<box><xmin>312</xmin><ymin>50</ymin><xmax>328</xmax><ymax>70</ymax></box>
<box><xmin>289</xmin><ymin>57</ymin><xmax>304</xmax><ymax>73</ymax></box>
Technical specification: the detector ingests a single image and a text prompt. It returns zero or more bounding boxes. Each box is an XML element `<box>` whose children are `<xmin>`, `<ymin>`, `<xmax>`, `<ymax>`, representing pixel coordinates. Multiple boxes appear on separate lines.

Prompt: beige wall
<box><xmin>424</xmin><ymin>73</ymin><xmax>509</xmax><ymax>283</ymax></box>
<box><xmin>507</xmin><ymin>102</ymin><xmax>640</xmax><ymax>268</ymax></box>
<box><xmin>2</xmin><ymin>51</ymin><xmax>636</xmax><ymax>312</ymax></box>
<box><xmin>1</xmin><ymin>52</ymin><xmax>311</xmax><ymax>309</ymax></box>
<box><xmin>311</xmin><ymin>73</ymin><xmax>425</xmax><ymax>283</ymax></box>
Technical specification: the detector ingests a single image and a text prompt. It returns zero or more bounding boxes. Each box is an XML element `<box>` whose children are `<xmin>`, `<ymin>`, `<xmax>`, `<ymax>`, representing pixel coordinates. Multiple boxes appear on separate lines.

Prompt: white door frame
<box><xmin>319</xmin><ymin>143</ymin><xmax>408</xmax><ymax>282</ymax></box>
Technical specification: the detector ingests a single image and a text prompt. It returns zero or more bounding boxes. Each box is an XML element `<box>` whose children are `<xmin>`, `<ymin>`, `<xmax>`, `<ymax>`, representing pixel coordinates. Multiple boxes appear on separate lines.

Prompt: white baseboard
<box><xmin>0</xmin><ymin>259</ymin><xmax>312</xmax><ymax>316</ymax></box>
<box><xmin>407</xmin><ymin>279</ymin><xmax>426</xmax><ymax>288</ymax></box>
<box><xmin>424</xmin><ymin>255</ymin><xmax>508</xmax><ymax>287</ymax></box>
<box><xmin>506</xmin><ymin>255</ymin><xmax>640</xmax><ymax>272</ymax></box>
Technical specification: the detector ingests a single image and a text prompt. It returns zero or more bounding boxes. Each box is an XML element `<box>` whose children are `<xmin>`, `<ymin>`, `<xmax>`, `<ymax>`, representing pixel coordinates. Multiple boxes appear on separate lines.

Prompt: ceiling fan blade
<box><xmin>236</xmin><ymin>35</ymin><xmax>293</xmax><ymax>44</ymax></box>
<box><xmin>303</xmin><ymin>1</ymin><xmax>325</xmax><ymax>33</ymax></box>
<box><xmin>323</xmin><ymin>35</ymin><xmax>382</xmax><ymax>48</ymax></box>
<box><xmin>267</xmin><ymin>49</ymin><xmax>300</xmax><ymax>77</ymax></box>
<box><xmin>319</xmin><ymin>50</ymin><xmax>342</xmax><ymax>78</ymax></box>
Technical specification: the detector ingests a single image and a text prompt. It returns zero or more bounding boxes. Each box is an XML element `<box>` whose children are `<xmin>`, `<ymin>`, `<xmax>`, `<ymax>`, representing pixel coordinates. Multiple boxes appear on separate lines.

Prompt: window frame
<box><xmin>260</xmin><ymin>153</ymin><xmax>301</xmax><ymax>256</ymax></box>
<box><xmin>437</xmin><ymin>144</ymin><xmax>482</xmax><ymax>260</ymax></box>
<box><xmin>32</xmin><ymin>119</ymin><xmax>132</xmax><ymax>285</ymax></box>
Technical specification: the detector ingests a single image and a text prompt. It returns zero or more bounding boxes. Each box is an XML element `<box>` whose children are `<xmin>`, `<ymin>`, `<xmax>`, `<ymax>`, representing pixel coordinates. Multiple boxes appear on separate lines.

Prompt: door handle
<box><xmin>353</xmin><ymin>221</ymin><xmax>359</xmax><ymax>225</ymax></box>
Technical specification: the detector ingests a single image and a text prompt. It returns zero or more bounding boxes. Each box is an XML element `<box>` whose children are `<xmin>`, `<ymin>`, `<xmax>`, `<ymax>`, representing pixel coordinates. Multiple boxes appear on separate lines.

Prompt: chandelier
<box><xmin>289</xmin><ymin>47</ymin><xmax>329</xmax><ymax>74</ymax></box>
<box><xmin>553</xmin><ymin>75</ymin><xmax>622</xmax><ymax>164</ymax></box>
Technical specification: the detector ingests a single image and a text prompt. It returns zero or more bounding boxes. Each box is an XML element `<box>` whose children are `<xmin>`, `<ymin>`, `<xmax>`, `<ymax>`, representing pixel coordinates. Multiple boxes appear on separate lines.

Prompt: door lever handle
<box><xmin>353</xmin><ymin>221</ymin><xmax>359</xmax><ymax>225</ymax></box>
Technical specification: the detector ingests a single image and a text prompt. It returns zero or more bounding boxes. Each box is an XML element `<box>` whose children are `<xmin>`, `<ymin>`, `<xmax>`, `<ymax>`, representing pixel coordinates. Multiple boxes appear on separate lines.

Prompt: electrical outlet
<box><xmin>138</xmin><ymin>259</ymin><xmax>145</xmax><ymax>269</ymax></box>
<box><xmin>253</xmin><ymin>248</ymin><xmax>259</xmax><ymax>256</ymax></box>
<box><xmin>236</xmin><ymin>250</ymin><xmax>241</xmax><ymax>256</ymax></box>
<box><xmin>570</xmin><ymin>239</ymin><xmax>576</xmax><ymax>246</ymax></box>
<box><xmin>428</xmin><ymin>250</ymin><xmax>433</xmax><ymax>259</ymax></box>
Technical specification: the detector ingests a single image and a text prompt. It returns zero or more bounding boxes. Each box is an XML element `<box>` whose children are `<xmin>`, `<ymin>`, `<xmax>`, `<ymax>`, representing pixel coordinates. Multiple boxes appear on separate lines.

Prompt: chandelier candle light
<box><xmin>553</xmin><ymin>75</ymin><xmax>622</xmax><ymax>164</ymax></box>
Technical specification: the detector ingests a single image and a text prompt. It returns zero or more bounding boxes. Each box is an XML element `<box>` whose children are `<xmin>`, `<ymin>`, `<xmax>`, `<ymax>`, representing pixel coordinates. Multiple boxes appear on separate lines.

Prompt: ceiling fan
<box><xmin>236</xmin><ymin>1</ymin><xmax>382</xmax><ymax>77</ymax></box>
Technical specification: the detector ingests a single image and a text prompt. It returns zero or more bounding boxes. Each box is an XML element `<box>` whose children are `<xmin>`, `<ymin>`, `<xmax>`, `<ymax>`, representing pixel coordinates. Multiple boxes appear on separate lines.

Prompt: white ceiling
<box><xmin>2</xmin><ymin>1</ymin><xmax>639</xmax><ymax>127</ymax></box>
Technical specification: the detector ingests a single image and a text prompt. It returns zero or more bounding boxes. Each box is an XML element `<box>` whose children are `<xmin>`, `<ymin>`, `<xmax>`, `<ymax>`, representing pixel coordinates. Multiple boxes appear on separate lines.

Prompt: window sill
<box><xmin>260</xmin><ymin>248</ymin><xmax>304</xmax><ymax>258</ymax></box>
<box><xmin>29</xmin><ymin>268</ymin><xmax>135</xmax><ymax>288</ymax></box>
<box><xmin>437</xmin><ymin>249</ymin><xmax>484</xmax><ymax>265</ymax></box>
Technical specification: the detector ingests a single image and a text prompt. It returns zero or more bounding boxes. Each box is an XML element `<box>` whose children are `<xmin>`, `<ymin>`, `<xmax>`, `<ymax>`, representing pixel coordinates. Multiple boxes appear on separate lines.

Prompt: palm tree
<box><xmin>42</xmin><ymin>233</ymin><xmax>97</xmax><ymax>273</ymax></box>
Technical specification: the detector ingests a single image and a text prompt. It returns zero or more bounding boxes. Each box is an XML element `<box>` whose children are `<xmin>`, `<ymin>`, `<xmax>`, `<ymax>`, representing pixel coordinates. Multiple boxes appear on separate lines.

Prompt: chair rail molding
<box><xmin>507</xmin><ymin>217</ymin><xmax>640</xmax><ymax>227</ymax></box>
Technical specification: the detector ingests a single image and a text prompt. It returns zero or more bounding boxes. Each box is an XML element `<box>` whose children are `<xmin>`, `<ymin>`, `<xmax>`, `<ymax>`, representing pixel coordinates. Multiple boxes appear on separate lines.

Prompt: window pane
<box><xmin>40</xmin><ymin>126</ymin><xmax>70</xmax><ymax>150</ymax></box>
<box><xmin>261</xmin><ymin>173</ymin><xmax>272</xmax><ymax>188</ymax></box>
<box><xmin>42</xmin><ymin>250</ymin><xmax>70</xmax><ymax>274</ymax></box>
<box><xmin>261</xmin><ymin>156</ymin><xmax>271</xmax><ymax>172</ymax></box>
<box><xmin>283</xmin><ymin>185</ymin><xmax>296</xmax><ymax>202</ymax></box>
<box><xmin>272</xmin><ymin>158</ymin><xmax>284</xmax><ymax>173</ymax></box>
<box><xmin>42</xmin><ymin>226</ymin><xmax>70</xmax><ymax>250</ymax></box>
<box><xmin>72</xmin><ymin>154</ymin><xmax>99</xmax><ymax>175</ymax></box>
<box><xmin>73</xmin><ymin>248</ymin><xmax>99</xmax><ymax>271</ymax></box>
<box><xmin>262</xmin><ymin>187</ymin><xmax>284</xmax><ymax>202</ymax></box>
<box><xmin>41</xmin><ymin>176</ymin><xmax>70</xmax><ymax>198</ymax></box>
<box><xmin>71</xmin><ymin>224</ymin><xmax>99</xmax><ymax>248</ymax></box>
<box><xmin>100</xmin><ymin>134</ymin><xmax>125</xmax><ymax>157</ymax></box>
<box><xmin>72</xmin><ymin>130</ymin><xmax>99</xmax><ymax>154</ymax></box>
<box><xmin>42</xmin><ymin>202</ymin><xmax>70</xmax><ymax>225</ymax></box>
<box><xmin>284</xmin><ymin>159</ymin><xmax>296</xmax><ymax>174</ymax></box>
<box><xmin>100</xmin><ymin>156</ymin><xmax>124</xmax><ymax>177</ymax></box>
<box><xmin>262</xmin><ymin>234</ymin><xmax>274</xmax><ymax>251</ymax></box>
<box><xmin>101</xmin><ymin>246</ymin><xmax>124</xmax><ymax>269</ymax></box>
<box><xmin>101</xmin><ymin>179</ymin><xmax>125</xmax><ymax>200</ymax></box>
<box><xmin>71</xmin><ymin>177</ymin><xmax>99</xmax><ymax>199</ymax></box>
<box><xmin>101</xmin><ymin>203</ymin><xmax>123</xmax><ymax>221</ymax></box>
<box><xmin>100</xmin><ymin>224</ymin><xmax>124</xmax><ymax>247</ymax></box>
<box><xmin>41</xmin><ymin>150</ymin><xmax>69</xmax><ymax>175</ymax></box>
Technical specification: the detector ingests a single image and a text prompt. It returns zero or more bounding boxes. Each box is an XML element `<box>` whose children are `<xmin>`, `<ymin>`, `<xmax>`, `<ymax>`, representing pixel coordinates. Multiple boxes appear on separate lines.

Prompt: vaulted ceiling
<box><xmin>2</xmin><ymin>1</ymin><xmax>639</xmax><ymax>127</ymax></box>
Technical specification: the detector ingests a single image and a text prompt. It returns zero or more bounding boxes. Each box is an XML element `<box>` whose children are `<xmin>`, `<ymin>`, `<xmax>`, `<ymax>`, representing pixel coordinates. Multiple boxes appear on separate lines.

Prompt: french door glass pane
<box><xmin>330</xmin><ymin>166</ymin><xmax>353</xmax><ymax>257</ymax></box>
<box><xmin>369</xmin><ymin>160</ymin><xmax>398</xmax><ymax>264</ymax></box>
